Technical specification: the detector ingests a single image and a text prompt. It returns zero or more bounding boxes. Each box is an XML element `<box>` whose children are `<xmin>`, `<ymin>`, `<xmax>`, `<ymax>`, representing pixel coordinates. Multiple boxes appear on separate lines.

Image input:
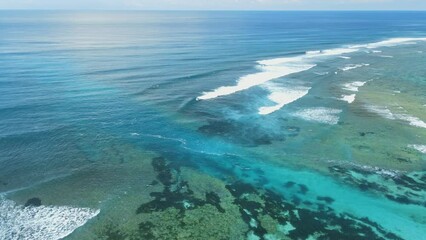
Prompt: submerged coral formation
<box><xmin>92</xmin><ymin>156</ymin><xmax>403</xmax><ymax>240</ymax></box>
<box><xmin>328</xmin><ymin>164</ymin><xmax>426</xmax><ymax>207</ymax></box>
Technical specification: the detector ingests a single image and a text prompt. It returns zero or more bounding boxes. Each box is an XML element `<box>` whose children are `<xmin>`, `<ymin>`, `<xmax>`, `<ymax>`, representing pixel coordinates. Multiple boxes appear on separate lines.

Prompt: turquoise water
<box><xmin>0</xmin><ymin>11</ymin><xmax>426</xmax><ymax>239</ymax></box>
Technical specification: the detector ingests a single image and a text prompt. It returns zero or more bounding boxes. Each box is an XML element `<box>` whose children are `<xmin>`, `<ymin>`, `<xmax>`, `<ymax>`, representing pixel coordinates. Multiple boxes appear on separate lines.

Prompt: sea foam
<box><xmin>197</xmin><ymin>62</ymin><xmax>315</xmax><ymax>100</ymax></box>
<box><xmin>350</xmin><ymin>37</ymin><xmax>426</xmax><ymax>49</ymax></box>
<box><xmin>342</xmin><ymin>81</ymin><xmax>366</xmax><ymax>92</ymax></box>
<box><xmin>339</xmin><ymin>94</ymin><xmax>356</xmax><ymax>104</ymax></box>
<box><xmin>197</xmin><ymin>37</ymin><xmax>426</xmax><ymax>115</ymax></box>
<box><xmin>340</xmin><ymin>63</ymin><xmax>370</xmax><ymax>72</ymax></box>
<box><xmin>0</xmin><ymin>197</ymin><xmax>99</xmax><ymax>240</ymax></box>
<box><xmin>408</xmin><ymin>144</ymin><xmax>426</xmax><ymax>154</ymax></box>
<box><xmin>292</xmin><ymin>107</ymin><xmax>342</xmax><ymax>125</ymax></box>
<box><xmin>366</xmin><ymin>105</ymin><xmax>426</xmax><ymax>128</ymax></box>
<box><xmin>258</xmin><ymin>85</ymin><xmax>311</xmax><ymax>115</ymax></box>
<box><xmin>197</xmin><ymin>47</ymin><xmax>365</xmax><ymax>101</ymax></box>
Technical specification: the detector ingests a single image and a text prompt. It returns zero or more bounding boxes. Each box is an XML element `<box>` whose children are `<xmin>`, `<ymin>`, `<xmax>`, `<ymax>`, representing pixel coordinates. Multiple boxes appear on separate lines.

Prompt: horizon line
<box><xmin>1</xmin><ymin>9</ymin><xmax>426</xmax><ymax>11</ymax></box>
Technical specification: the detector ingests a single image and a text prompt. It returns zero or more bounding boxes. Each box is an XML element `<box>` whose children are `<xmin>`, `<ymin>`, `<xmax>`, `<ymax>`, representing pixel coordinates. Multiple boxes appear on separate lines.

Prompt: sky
<box><xmin>0</xmin><ymin>0</ymin><xmax>426</xmax><ymax>10</ymax></box>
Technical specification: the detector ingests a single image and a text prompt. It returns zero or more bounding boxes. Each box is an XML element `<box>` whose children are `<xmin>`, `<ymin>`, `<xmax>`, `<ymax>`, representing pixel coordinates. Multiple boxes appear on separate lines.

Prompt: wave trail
<box><xmin>0</xmin><ymin>197</ymin><xmax>99</xmax><ymax>240</ymax></box>
<box><xmin>197</xmin><ymin>63</ymin><xmax>315</xmax><ymax>100</ymax></box>
<box><xmin>197</xmin><ymin>37</ymin><xmax>426</xmax><ymax>114</ymax></box>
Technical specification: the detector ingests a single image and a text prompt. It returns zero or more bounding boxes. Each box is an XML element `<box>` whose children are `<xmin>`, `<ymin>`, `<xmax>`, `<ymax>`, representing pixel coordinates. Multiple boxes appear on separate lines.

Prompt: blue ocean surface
<box><xmin>0</xmin><ymin>11</ymin><xmax>426</xmax><ymax>239</ymax></box>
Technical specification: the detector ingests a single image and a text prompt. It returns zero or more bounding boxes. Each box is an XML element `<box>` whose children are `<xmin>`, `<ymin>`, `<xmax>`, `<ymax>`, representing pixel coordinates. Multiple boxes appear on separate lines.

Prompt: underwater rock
<box><xmin>205</xmin><ymin>192</ymin><xmax>225</xmax><ymax>213</ymax></box>
<box><xmin>198</xmin><ymin>120</ymin><xmax>287</xmax><ymax>147</ymax></box>
<box><xmin>225</xmin><ymin>181</ymin><xmax>402</xmax><ymax>240</ymax></box>
<box><xmin>24</xmin><ymin>197</ymin><xmax>42</xmax><ymax>207</ymax></box>
<box><xmin>134</xmin><ymin>160</ymin><xmax>248</xmax><ymax>239</ymax></box>
<box><xmin>283</xmin><ymin>181</ymin><xmax>296</xmax><ymax>188</ymax></box>
<box><xmin>297</xmin><ymin>184</ymin><xmax>309</xmax><ymax>195</ymax></box>
<box><xmin>359</xmin><ymin>131</ymin><xmax>374</xmax><ymax>137</ymax></box>
<box><xmin>328</xmin><ymin>165</ymin><xmax>426</xmax><ymax>207</ymax></box>
<box><xmin>97</xmin><ymin>222</ymin><xmax>128</xmax><ymax>240</ymax></box>
<box><xmin>317</xmin><ymin>196</ymin><xmax>335</xmax><ymax>204</ymax></box>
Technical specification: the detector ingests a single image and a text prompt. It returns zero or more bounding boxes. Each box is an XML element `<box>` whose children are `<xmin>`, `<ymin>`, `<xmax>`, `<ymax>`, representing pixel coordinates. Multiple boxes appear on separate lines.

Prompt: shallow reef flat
<box><xmin>66</xmin><ymin>157</ymin><xmax>412</xmax><ymax>240</ymax></box>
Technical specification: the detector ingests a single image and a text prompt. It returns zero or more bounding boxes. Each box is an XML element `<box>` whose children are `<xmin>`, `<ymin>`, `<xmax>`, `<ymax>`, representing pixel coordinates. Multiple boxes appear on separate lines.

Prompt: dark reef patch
<box><xmin>328</xmin><ymin>165</ymin><xmax>426</xmax><ymax>207</ymax></box>
<box><xmin>138</xmin><ymin>221</ymin><xmax>156</xmax><ymax>239</ymax></box>
<box><xmin>137</xmin><ymin>157</ymin><xmax>225</xmax><ymax>215</ymax></box>
<box><xmin>284</xmin><ymin>181</ymin><xmax>296</xmax><ymax>188</ymax></box>
<box><xmin>0</xmin><ymin>180</ymin><xmax>7</xmax><ymax>186</ymax></box>
<box><xmin>110</xmin><ymin>157</ymin><xmax>406</xmax><ymax>239</ymax></box>
<box><xmin>359</xmin><ymin>131</ymin><xmax>374</xmax><ymax>137</ymax></box>
<box><xmin>198</xmin><ymin>120</ymin><xmax>299</xmax><ymax>147</ymax></box>
<box><xmin>205</xmin><ymin>191</ymin><xmax>225</xmax><ymax>213</ymax></box>
<box><xmin>298</xmin><ymin>184</ymin><xmax>309</xmax><ymax>194</ymax></box>
<box><xmin>225</xmin><ymin>181</ymin><xmax>402</xmax><ymax>240</ymax></box>
<box><xmin>97</xmin><ymin>222</ymin><xmax>128</xmax><ymax>240</ymax></box>
<box><xmin>317</xmin><ymin>196</ymin><xmax>335</xmax><ymax>204</ymax></box>
<box><xmin>24</xmin><ymin>197</ymin><xmax>42</xmax><ymax>207</ymax></box>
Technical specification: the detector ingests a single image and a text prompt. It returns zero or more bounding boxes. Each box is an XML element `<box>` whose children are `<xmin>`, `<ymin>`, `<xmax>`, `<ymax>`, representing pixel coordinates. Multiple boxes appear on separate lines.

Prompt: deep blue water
<box><xmin>1</xmin><ymin>11</ymin><xmax>426</xmax><ymax>239</ymax></box>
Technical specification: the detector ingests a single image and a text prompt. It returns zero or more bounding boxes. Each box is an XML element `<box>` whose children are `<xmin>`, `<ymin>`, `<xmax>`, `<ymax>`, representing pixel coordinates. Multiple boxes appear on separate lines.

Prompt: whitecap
<box><xmin>197</xmin><ymin>37</ymin><xmax>426</xmax><ymax>102</ymax></box>
<box><xmin>396</xmin><ymin>114</ymin><xmax>426</xmax><ymax>128</ymax></box>
<box><xmin>366</xmin><ymin>105</ymin><xmax>397</xmax><ymax>120</ymax></box>
<box><xmin>408</xmin><ymin>144</ymin><xmax>426</xmax><ymax>154</ymax></box>
<box><xmin>342</xmin><ymin>81</ymin><xmax>366</xmax><ymax>92</ymax></box>
<box><xmin>292</xmin><ymin>107</ymin><xmax>342</xmax><ymax>125</ymax></box>
<box><xmin>366</xmin><ymin>105</ymin><xmax>426</xmax><ymax>128</ymax></box>
<box><xmin>340</xmin><ymin>63</ymin><xmax>370</xmax><ymax>72</ymax></box>
<box><xmin>313</xmin><ymin>71</ymin><xmax>328</xmax><ymax>76</ymax></box>
<box><xmin>339</xmin><ymin>94</ymin><xmax>356</xmax><ymax>103</ymax></box>
<box><xmin>379</xmin><ymin>55</ymin><xmax>394</xmax><ymax>58</ymax></box>
<box><xmin>258</xmin><ymin>85</ymin><xmax>311</xmax><ymax>115</ymax></box>
<box><xmin>197</xmin><ymin>63</ymin><xmax>315</xmax><ymax>100</ymax></box>
<box><xmin>350</xmin><ymin>37</ymin><xmax>426</xmax><ymax>49</ymax></box>
<box><xmin>0</xmin><ymin>198</ymin><xmax>99</xmax><ymax>240</ymax></box>
<box><xmin>197</xmin><ymin>47</ymin><xmax>361</xmax><ymax>101</ymax></box>
<box><xmin>339</xmin><ymin>56</ymin><xmax>351</xmax><ymax>59</ymax></box>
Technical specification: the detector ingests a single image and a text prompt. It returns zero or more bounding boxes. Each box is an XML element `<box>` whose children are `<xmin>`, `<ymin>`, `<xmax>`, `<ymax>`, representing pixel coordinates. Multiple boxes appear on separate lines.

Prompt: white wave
<box><xmin>397</xmin><ymin>114</ymin><xmax>426</xmax><ymax>128</ymax></box>
<box><xmin>197</xmin><ymin>37</ymin><xmax>426</xmax><ymax>102</ymax></box>
<box><xmin>258</xmin><ymin>86</ymin><xmax>310</xmax><ymax>115</ymax></box>
<box><xmin>262</xmin><ymin>47</ymin><xmax>359</xmax><ymax>66</ymax></box>
<box><xmin>339</xmin><ymin>56</ymin><xmax>351</xmax><ymax>59</ymax></box>
<box><xmin>340</xmin><ymin>63</ymin><xmax>370</xmax><ymax>72</ymax></box>
<box><xmin>366</xmin><ymin>105</ymin><xmax>397</xmax><ymax>120</ymax></box>
<box><xmin>372</xmin><ymin>50</ymin><xmax>382</xmax><ymax>53</ymax></box>
<box><xmin>0</xmin><ymin>198</ymin><xmax>99</xmax><ymax>240</ymax></box>
<box><xmin>408</xmin><ymin>144</ymin><xmax>426</xmax><ymax>154</ymax></box>
<box><xmin>350</xmin><ymin>37</ymin><xmax>426</xmax><ymax>49</ymax></box>
<box><xmin>197</xmin><ymin>63</ymin><xmax>315</xmax><ymax>100</ymax></box>
<box><xmin>343</xmin><ymin>81</ymin><xmax>366</xmax><ymax>92</ymax></box>
<box><xmin>326</xmin><ymin>160</ymin><xmax>401</xmax><ymax>178</ymax></box>
<box><xmin>313</xmin><ymin>71</ymin><xmax>328</xmax><ymax>76</ymax></box>
<box><xmin>292</xmin><ymin>107</ymin><xmax>342</xmax><ymax>125</ymax></box>
<box><xmin>366</xmin><ymin>105</ymin><xmax>426</xmax><ymax>128</ymax></box>
<box><xmin>197</xmin><ymin>47</ymin><xmax>359</xmax><ymax>101</ymax></box>
<box><xmin>340</xmin><ymin>94</ymin><xmax>356</xmax><ymax>104</ymax></box>
<box><xmin>379</xmin><ymin>55</ymin><xmax>394</xmax><ymax>58</ymax></box>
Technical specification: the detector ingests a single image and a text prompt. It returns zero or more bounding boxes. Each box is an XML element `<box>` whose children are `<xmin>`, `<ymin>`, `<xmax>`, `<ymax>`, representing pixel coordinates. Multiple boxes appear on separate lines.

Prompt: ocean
<box><xmin>0</xmin><ymin>11</ymin><xmax>425</xmax><ymax>239</ymax></box>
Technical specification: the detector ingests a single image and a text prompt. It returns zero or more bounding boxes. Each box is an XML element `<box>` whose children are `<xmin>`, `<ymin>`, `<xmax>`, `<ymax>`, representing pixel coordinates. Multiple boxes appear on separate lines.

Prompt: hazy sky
<box><xmin>1</xmin><ymin>0</ymin><xmax>426</xmax><ymax>10</ymax></box>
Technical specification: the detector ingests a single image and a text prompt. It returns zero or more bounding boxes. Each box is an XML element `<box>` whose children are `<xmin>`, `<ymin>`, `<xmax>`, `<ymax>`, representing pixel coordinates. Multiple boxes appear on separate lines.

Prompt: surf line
<box><xmin>197</xmin><ymin>37</ymin><xmax>426</xmax><ymax>114</ymax></box>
